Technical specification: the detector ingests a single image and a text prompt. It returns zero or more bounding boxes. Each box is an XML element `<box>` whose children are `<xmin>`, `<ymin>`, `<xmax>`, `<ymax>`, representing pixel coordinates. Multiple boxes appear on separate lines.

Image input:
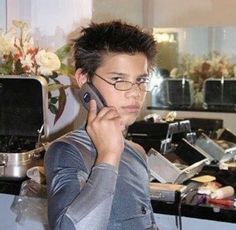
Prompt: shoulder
<box><xmin>125</xmin><ymin>139</ymin><xmax>147</xmax><ymax>161</ymax></box>
<box><xmin>45</xmin><ymin>129</ymin><xmax>96</xmax><ymax>171</ymax></box>
<box><xmin>49</xmin><ymin>129</ymin><xmax>92</xmax><ymax>153</ymax></box>
<box><xmin>44</xmin><ymin>139</ymin><xmax>83</xmax><ymax>167</ymax></box>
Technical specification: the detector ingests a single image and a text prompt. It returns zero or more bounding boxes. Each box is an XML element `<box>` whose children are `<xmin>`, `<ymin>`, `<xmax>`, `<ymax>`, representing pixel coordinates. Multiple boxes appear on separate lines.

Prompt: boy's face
<box><xmin>92</xmin><ymin>53</ymin><xmax>149</xmax><ymax>128</ymax></box>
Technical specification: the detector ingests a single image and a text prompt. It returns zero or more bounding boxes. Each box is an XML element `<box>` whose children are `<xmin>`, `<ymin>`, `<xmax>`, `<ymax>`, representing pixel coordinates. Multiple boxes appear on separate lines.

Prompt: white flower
<box><xmin>15</xmin><ymin>36</ymin><xmax>34</xmax><ymax>56</ymax></box>
<box><xmin>20</xmin><ymin>53</ymin><xmax>34</xmax><ymax>72</ymax></box>
<box><xmin>222</xmin><ymin>68</ymin><xmax>229</xmax><ymax>77</ymax></box>
<box><xmin>35</xmin><ymin>49</ymin><xmax>61</xmax><ymax>76</ymax></box>
<box><xmin>12</xmin><ymin>20</ymin><xmax>28</xmax><ymax>29</ymax></box>
<box><xmin>0</xmin><ymin>32</ymin><xmax>15</xmax><ymax>56</ymax></box>
<box><xmin>22</xmin><ymin>30</ymin><xmax>34</xmax><ymax>54</ymax></box>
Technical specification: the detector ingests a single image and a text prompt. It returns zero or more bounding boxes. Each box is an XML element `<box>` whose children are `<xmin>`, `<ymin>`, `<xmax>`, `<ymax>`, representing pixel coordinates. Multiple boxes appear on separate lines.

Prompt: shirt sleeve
<box><xmin>44</xmin><ymin>141</ymin><xmax>118</xmax><ymax>230</ymax></box>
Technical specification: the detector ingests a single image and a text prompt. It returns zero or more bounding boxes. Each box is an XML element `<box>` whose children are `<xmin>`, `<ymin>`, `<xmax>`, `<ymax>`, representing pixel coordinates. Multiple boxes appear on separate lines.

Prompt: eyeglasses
<box><xmin>94</xmin><ymin>73</ymin><xmax>152</xmax><ymax>92</ymax></box>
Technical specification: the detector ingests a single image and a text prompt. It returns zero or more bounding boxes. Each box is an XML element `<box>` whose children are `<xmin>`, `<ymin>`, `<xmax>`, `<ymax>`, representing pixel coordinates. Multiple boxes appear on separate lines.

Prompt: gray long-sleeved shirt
<box><xmin>44</xmin><ymin>129</ymin><xmax>157</xmax><ymax>230</ymax></box>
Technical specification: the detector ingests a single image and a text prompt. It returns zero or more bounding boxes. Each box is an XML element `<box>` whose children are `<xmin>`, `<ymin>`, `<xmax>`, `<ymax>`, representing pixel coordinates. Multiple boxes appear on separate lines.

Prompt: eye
<box><xmin>136</xmin><ymin>76</ymin><xmax>150</xmax><ymax>83</ymax></box>
<box><xmin>111</xmin><ymin>76</ymin><xmax>124</xmax><ymax>82</ymax></box>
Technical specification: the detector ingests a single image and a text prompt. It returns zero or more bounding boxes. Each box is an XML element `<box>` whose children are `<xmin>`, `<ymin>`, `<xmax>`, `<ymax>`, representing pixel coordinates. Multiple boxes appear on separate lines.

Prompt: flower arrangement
<box><xmin>170</xmin><ymin>52</ymin><xmax>236</xmax><ymax>106</ymax></box>
<box><xmin>0</xmin><ymin>20</ymin><xmax>74</xmax><ymax>124</ymax></box>
<box><xmin>170</xmin><ymin>51</ymin><xmax>236</xmax><ymax>86</ymax></box>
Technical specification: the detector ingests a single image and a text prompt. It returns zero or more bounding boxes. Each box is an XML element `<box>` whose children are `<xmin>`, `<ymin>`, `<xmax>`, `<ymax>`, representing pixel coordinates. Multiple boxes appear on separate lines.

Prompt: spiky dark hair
<box><xmin>73</xmin><ymin>20</ymin><xmax>157</xmax><ymax>77</ymax></box>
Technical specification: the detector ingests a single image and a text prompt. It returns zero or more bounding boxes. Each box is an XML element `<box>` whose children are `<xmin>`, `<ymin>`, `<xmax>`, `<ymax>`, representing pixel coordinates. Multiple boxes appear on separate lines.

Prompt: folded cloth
<box><xmin>26</xmin><ymin>166</ymin><xmax>46</xmax><ymax>184</ymax></box>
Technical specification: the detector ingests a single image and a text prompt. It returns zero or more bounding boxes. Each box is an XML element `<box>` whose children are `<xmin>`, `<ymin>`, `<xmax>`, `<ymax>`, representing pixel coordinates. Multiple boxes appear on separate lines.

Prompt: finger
<box><xmin>96</xmin><ymin>106</ymin><xmax>118</xmax><ymax>119</ymax></box>
<box><xmin>105</xmin><ymin>109</ymin><xmax>121</xmax><ymax>120</ymax></box>
<box><xmin>87</xmin><ymin>99</ymin><xmax>97</xmax><ymax>123</ymax></box>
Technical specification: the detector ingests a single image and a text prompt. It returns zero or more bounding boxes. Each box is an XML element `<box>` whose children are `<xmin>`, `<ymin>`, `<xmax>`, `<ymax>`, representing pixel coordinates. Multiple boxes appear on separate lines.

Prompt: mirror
<box><xmin>149</xmin><ymin>26</ymin><xmax>236</xmax><ymax>113</ymax></box>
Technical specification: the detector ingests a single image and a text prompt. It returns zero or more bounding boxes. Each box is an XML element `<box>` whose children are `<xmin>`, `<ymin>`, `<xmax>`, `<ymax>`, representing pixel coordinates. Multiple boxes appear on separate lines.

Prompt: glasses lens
<box><xmin>115</xmin><ymin>81</ymin><xmax>152</xmax><ymax>91</ymax></box>
<box><xmin>115</xmin><ymin>81</ymin><xmax>133</xmax><ymax>91</ymax></box>
<box><xmin>139</xmin><ymin>82</ymin><xmax>152</xmax><ymax>92</ymax></box>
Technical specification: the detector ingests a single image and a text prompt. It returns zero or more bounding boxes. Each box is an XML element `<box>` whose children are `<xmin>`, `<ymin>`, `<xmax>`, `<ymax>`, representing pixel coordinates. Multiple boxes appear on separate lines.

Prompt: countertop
<box><xmin>1</xmin><ymin>165</ymin><xmax>236</xmax><ymax>226</ymax></box>
<box><xmin>0</xmin><ymin>192</ymin><xmax>48</xmax><ymax>230</ymax></box>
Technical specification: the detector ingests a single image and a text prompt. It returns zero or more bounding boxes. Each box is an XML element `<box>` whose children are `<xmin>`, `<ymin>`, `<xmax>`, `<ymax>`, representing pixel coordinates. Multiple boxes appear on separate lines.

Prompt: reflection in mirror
<box><xmin>149</xmin><ymin>27</ymin><xmax>236</xmax><ymax>113</ymax></box>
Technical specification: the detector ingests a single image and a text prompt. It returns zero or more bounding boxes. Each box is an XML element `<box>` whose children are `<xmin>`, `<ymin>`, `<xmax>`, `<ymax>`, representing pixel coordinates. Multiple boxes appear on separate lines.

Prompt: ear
<box><xmin>75</xmin><ymin>69</ymin><xmax>88</xmax><ymax>88</ymax></box>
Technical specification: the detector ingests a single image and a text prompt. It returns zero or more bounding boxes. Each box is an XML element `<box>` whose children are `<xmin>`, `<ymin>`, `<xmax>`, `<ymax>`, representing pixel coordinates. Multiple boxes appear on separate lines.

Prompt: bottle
<box><xmin>211</xmin><ymin>186</ymin><xmax>235</xmax><ymax>199</ymax></box>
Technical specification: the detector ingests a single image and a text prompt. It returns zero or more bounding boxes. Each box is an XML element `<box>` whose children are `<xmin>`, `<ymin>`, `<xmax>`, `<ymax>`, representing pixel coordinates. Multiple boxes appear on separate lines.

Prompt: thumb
<box><xmin>87</xmin><ymin>99</ymin><xmax>97</xmax><ymax>122</ymax></box>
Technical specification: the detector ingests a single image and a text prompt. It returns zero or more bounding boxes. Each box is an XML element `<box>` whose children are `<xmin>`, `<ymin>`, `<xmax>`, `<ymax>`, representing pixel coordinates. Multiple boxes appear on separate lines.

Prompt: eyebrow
<box><xmin>107</xmin><ymin>72</ymin><xmax>149</xmax><ymax>78</ymax></box>
<box><xmin>107</xmin><ymin>72</ymin><xmax>127</xmax><ymax>76</ymax></box>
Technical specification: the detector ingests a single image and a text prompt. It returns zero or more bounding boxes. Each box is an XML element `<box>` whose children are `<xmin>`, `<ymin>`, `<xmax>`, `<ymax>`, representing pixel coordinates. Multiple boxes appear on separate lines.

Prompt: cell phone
<box><xmin>78</xmin><ymin>83</ymin><xmax>106</xmax><ymax>112</ymax></box>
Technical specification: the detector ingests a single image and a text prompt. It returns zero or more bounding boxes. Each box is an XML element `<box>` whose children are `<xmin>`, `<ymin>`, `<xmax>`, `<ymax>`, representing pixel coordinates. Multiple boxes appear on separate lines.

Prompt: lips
<box><xmin>122</xmin><ymin>104</ymin><xmax>140</xmax><ymax>113</ymax></box>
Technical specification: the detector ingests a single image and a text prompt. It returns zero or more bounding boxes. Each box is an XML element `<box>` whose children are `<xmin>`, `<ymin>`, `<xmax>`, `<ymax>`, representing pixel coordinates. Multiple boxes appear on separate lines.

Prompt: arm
<box><xmin>44</xmin><ymin>142</ymin><xmax>118</xmax><ymax>230</ymax></box>
<box><xmin>45</xmin><ymin>100</ymin><xmax>124</xmax><ymax>229</ymax></box>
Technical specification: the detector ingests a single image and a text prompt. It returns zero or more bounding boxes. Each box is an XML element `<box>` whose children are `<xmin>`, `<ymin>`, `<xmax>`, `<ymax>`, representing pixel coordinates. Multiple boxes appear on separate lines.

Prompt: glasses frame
<box><xmin>93</xmin><ymin>73</ymin><xmax>152</xmax><ymax>92</ymax></box>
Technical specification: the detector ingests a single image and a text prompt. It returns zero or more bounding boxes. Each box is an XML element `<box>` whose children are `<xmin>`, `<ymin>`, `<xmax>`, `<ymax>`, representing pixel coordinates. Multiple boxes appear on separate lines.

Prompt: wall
<box><xmin>92</xmin><ymin>0</ymin><xmax>143</xmax><ymax>25</ymax></box>
<box><xmin>6</xmin><ymin>0</ymin><xmax>92</xmax><ymax>50</ymax></box>
<box><xmin>92</xmin><ymin>0</ymin><xmax>232</xmax><ymax>28</ymax></box>
<box><xmin>144</xmin><ymin>0</ymin><xmax>236</xmax><ymax>28</ymax></box>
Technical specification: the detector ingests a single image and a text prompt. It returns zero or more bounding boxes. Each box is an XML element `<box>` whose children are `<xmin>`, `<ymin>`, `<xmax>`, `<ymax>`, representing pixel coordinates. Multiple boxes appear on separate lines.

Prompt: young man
<box><xmin>44</xmin><ymin>20</ymin><xmax>158</xmax><ymax>230</ymax></box>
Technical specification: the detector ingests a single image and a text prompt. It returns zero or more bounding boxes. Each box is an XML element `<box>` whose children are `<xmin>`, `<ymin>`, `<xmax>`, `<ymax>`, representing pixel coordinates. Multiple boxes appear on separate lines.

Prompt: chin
<box><xmin>123</xmin><ymin>116</ymin><xmax>137</xmax><ymax>128</ymax></box>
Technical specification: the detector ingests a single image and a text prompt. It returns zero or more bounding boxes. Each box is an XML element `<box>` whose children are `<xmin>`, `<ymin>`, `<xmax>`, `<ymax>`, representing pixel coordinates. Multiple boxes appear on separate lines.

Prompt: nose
<box><xmin>126</xmin><ymin>83</ymin><xmax>141</xmax><ymax>97</ymax></box>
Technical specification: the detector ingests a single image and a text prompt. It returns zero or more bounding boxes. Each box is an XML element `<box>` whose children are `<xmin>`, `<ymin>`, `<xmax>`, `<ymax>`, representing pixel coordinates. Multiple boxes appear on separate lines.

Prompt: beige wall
<box><xmin>92</xmin><ymin>0</ymin><xmax>236</xmax><ymax>28</ymax></box>
<box><xmin>144</xmin><ymin>0</ymin><xmax>236</xmax><ymax>27</ymax></box>
<box><xmin>92</xmin><ymin>0</ymin><xmax>144</xmax><ymax>25</ymax></box>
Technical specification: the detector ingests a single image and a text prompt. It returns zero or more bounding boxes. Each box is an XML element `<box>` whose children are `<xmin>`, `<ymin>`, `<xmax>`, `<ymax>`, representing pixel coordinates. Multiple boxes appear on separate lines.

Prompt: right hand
<box><xmin>86</xmin><ymin>99</ymin><xmax>125</xmax><ymax>167</ymax></box>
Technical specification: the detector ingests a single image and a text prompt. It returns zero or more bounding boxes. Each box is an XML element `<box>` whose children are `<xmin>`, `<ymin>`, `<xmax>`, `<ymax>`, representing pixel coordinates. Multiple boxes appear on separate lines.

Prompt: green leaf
<box><xmin>0</xmin><ymin>66</ymin><xmax>11</xmax><ymax>74</ymax></box>
<box><xmin>53</xmin><ymin>87</ymin><xmax>67</xmax><ymax>125</ymax></box>
<box><xmin>48</xmin><ymin>83</ymin><xmax>64</xmax><ymax>91</ymax></box>
<box><xmin>14</xmin><ymin>59</ymin><xmax>24</xmax><ymax>74</ymax></box>
<box><xmin>50</xmin><ymin>97</ymin><xmax>58</xmax><ymax>104</ymax></box>
<box><xmin>49</xmin><ymin>103</ymin><xmax>58</xmax><ymax>115</ymax></box>
<box><xmin>0</xmin><ymin>56</ymin><xmax>14</xmax><ymax>74</ymax></box>
<box><xmin>55</xmin><ymin>45</ymin><xmax>71</xmax><ymax>62</ymax></box>
<box><xmin>59</xmin><ymin>63</ymin><xmax>75</xmax><ymax>76</ymax></box>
